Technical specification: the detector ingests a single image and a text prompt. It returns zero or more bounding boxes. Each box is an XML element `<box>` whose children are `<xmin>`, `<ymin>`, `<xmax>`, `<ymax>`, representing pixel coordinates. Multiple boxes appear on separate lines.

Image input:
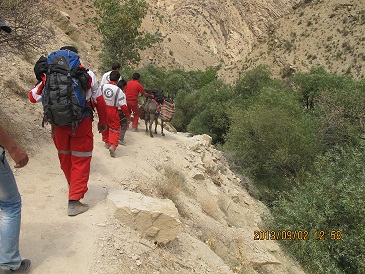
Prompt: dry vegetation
<box><xmin>241</xmin><ymin>0</ymin><xmax>365</xmax><ymax>80</ymax></box>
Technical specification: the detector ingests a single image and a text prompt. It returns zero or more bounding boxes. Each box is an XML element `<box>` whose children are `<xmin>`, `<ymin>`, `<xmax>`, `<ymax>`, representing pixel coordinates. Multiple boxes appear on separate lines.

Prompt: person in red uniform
<box><xmin>29</xmin><ymin>46</ymin><xmax>107</xmax><ymax>216</ymax></box>
<box><xmin>101</xmin><ymin>71</ymin><xmax>130</xmax><ymax>157</ymax></box>
<box><xmin>124</xmin><ymin>72</ymin><xmax>147</xmax><ymax>132</ymax></box>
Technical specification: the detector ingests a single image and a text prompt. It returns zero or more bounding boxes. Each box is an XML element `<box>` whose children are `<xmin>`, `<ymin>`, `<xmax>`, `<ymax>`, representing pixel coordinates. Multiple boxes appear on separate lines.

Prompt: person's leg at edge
<box><xmin>101</xmin><ymin>127</ymin><xmax>109</xmax><ymax>148</ymax></box>
<box><xmin>119</xmin><ymin>120</ymin><xmax>128</xmax><ymax>145</ymax></box>
<box><xmin>0</xmin><ymin>153</ymin><xmax>23</xmax><ymax>271</ymax></box>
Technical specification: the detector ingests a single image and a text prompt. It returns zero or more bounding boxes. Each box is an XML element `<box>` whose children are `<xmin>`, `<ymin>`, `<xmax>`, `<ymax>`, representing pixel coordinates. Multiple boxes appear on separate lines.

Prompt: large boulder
<box><xmin>108</xmin><ymin>189</ymin><xmax>181</xmax><ymax>245</ymax></box>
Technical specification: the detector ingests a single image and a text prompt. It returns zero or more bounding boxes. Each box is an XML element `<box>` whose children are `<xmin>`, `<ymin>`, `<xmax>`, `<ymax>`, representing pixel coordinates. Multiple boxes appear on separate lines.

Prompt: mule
<box><xmin>143</xmin><ymin>95</ymin><xmax>174</xmax><ymax>138</ymax></box>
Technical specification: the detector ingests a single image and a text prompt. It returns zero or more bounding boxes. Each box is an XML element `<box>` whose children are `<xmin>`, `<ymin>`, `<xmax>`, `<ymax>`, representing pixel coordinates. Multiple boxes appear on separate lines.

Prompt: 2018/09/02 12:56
<box><xmin>253</xmin><ymin>230</ymin><xmax>343</xmax><ymax>241</ymax></box>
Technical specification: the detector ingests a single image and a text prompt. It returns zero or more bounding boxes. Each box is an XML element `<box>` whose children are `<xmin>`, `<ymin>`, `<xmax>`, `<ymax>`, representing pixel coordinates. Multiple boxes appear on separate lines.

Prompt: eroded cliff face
<box><xmin>47</xmin><ymin>0</ymin><xmax>302</xmax><ymax>82</ymax></box>
<box><xmin>141</xmin><ymin>0</ymin><xmax>300</xmax><ymax>80</ymax></box>
<box><xmin>49</xmin><ymin>0</ymin><xmax>365</xmax><ymax>84</ymax></box>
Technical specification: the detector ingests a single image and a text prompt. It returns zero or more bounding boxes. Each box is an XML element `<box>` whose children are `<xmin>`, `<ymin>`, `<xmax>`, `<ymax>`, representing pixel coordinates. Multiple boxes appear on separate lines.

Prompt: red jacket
<box><xmin>124</xmin><ymin>79</ymin><xmax>146</xmax><ymax>101</ymax></box>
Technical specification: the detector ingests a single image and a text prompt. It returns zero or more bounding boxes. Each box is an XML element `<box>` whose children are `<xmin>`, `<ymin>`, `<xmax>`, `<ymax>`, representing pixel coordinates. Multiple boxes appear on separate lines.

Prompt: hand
<box><xmin>8</xmin><ymin>146</ymin><xmax>28</xmax><ymax>168</ymax></box>
<box><xmin>98</xmin><ymin>123</ymin><xmax>107</xmax><ymax>133</ymax></box>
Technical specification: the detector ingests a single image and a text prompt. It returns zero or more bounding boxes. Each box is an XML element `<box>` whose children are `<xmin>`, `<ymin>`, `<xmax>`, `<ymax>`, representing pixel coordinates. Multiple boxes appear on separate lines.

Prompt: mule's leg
<box><xmin>145</xmin><ymin>117</ymin><xmax>148</xmax><ymax>133</ymax></box>
<box><xmin>154</xmin><ymin>117</ymin><xmax>158</xmax><ymax>134</ymax></box>
<box><xmin>149</xmin><ymin>113</ymin><xmax>155</xmax><ymax>138</ymax></box>
<box><xmin>161</xmin><ymin>120</ymin><xmax>165</xmax><ymax>136</ymax></box>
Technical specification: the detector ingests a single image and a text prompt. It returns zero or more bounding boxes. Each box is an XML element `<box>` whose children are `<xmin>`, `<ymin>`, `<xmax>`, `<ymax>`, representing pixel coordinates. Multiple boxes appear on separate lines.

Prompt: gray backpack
<box><xmin>42</xmin><ymin>50</ymin><xmax>91</xmax><ymax>131</ymax></box>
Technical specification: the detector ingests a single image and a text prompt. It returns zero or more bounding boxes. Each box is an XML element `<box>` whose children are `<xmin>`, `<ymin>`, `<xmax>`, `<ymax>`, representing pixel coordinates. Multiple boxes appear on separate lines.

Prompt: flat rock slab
<box><xmin>108</xmin><ymin>189</ymin><xmax>181</xmax><ymax>244</ymax></box>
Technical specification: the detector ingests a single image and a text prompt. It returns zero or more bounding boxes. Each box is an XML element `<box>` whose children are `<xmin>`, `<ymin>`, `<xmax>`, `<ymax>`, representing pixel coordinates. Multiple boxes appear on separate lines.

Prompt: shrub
<box><xmin>0</xmin><ymin>0</ymin><xmax>53</xmax><ymax>55</ymax></box>
<box><xmin>224</xmin><ymin>85</ymin><xmax>319</xmax><ymax>204</ymax></box>
<box><xmin>271</xmin><ymin>145</ymin><xmax>365</xmax><ymax>273</ymax></box>
<box><xmin>187</xmin><ymin>80</ymin><xmax>233</xmax><ymax>144</ymax></box>
<box><xmin>234</xmin><ymin>65</ymin><xmax>275</xmax><ymax>99</ymax></box>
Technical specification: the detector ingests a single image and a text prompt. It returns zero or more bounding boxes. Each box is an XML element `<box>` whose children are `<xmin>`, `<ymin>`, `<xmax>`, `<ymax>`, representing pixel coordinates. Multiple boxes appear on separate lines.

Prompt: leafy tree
<box><xmin>138</xmin><ymin>64</ymin><xmax>166</xmax><ymax>91</ymax></box>
<box><xmin>93</xmin><ymin>0</ymin><xmax>161</xmax><ymax>70</ymax></box>
<box><xmin>292</xmin><ymin>66</ymin><xmax>351</xmax><ymax>109</ymax></box>
<box><xmin>0</xmin><ymin>0</ymin><xmax>52</xmax><ymax>54</ymax></box>
<box><xmin>293</xmin><ymin>68</ymin><xmax>365</xmax><ymax>148</ymax></box>
<box><xmin>163</xmin><ymin>72</ymin><xmax>191</xmax><ymax>97</ymax></box>
<box><xmin>187</xmin><ymin>66</ymin><xmax>220</xmax><ymax>89</ymax></box>
<box><xmin>154</xmin><ymin>67</ymin><xmax>222</xmax><ymax>132</ymax></box>
<box><xmin>234</xmin><ymin>65</ymin><xmax>274</xmax><ymax>99</ymax></box>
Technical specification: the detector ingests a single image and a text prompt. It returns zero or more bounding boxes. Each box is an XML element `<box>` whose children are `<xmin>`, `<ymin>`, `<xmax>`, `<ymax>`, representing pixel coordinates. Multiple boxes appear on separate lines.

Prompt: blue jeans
<box><xmin>0</xmin><ymin>151</ymin><xmax>22</xmax><ymax>270</ymax></box>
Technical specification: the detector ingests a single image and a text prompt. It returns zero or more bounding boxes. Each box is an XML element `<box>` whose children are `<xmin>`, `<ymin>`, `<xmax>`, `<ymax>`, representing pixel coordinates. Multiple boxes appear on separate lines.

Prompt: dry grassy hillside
<box><xmin>242</xmin><ymin>0</ymin><xmax>365</xmax><ymax>79</ymax></box>
<box><xmin>49</xmin><ymin>0</ymin><xmax>365</xmax><ymax>83</ymax></box>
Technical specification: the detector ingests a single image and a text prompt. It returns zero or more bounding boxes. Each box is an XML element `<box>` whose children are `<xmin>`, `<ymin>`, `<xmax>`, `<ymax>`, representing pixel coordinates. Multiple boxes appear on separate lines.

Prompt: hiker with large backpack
<box><xmin>30</xmin><ymin>46</ymin><xmax>107</xmax><ymax>216</ymax></box>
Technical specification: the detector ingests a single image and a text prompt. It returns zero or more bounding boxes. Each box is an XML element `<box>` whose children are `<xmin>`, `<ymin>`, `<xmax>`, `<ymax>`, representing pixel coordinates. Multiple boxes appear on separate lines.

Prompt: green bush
<box><xmin>224</xmin><ymin>85</ymin><xmax>319</xmax><ymax>203</ymax></box>
<box><xmin>187</xmin><ymin>80</ymin><xmax>233</xmax><ymax>143</ymax></box>
<box><xmin>271</xmin><ymin>145</ymin><xmax>365</xmax><ymax>274</ymax></box>
<box><xmin>292</xmin><ymin>68</ymin><xmax>365</xmax><ymax>148</ymax></box>
<box><xmin>172</xmin><ymin>90</ymin><xmax>199</xmax><ymax>132</ymax></box>
<box><xmin>234</xmin><ymin>65</ymin><xmax>275</xmax><ymax>99</ymax></box>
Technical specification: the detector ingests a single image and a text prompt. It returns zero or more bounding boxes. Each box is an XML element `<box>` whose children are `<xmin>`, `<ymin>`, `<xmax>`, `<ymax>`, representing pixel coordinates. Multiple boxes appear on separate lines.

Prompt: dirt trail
<box><xmin>15</xmin><ymin>122</ymin><xmax>182</xmax><ymax>273</ymax></box>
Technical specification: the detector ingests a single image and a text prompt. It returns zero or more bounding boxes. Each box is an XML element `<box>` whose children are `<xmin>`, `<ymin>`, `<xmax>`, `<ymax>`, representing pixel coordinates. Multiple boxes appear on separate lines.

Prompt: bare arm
<box><xmin>0</xmin><ymin>124</ymin><xmax>28</xmax><ymax>168</ymax></box>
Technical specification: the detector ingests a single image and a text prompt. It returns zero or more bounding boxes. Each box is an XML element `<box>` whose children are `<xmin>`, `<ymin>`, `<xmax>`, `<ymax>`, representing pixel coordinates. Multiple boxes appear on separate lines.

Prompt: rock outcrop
<box><xmin>108</xmin><ymin>189</ymin><xmax>181</xmax><ymax>245</ymax></box>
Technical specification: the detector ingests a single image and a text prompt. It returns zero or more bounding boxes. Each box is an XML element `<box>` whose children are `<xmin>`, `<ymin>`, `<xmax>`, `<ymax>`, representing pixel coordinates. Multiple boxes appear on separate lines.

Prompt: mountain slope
<box><xmin>140</xmin><ymin>0</ymin><xmax>299</xmax><ymax>73</ymax></box>
<box><xmin>242</xmin><ymin>0</ymin><xmax>365</xmax><ymax>79</ymax></box>
<box><xmin>48</xmin><ymin>0</ymin><xmax>301</xmax><ymax>83</ymax></box>
<box><xmin>52</xmin><ymin>0</ymin><xmax>365</xmax><ymax>83</ymax></box>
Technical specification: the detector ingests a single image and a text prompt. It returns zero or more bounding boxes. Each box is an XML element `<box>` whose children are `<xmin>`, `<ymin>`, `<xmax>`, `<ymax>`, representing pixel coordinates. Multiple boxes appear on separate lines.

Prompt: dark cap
<box><xmin>0</xmin><ymin>21</ymin><xmax>11</xmax><ymax>33</ymax></box>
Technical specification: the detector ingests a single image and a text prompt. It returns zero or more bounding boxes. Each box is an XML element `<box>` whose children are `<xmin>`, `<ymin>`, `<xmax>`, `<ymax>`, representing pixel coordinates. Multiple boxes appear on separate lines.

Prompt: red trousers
<box><xmin>127</xmin><ymin>100</ymin><xmax>140</xmax><ymax>129</ymax></box>
<box><xmin>52</xmin><ymin>117</ymin><xmax>93</xmax><ymax>201</ymax></box>
<box><xmin>102</xmin><ymin>106</ymin><xmax>121</xmax><ymax>148</ymax></box>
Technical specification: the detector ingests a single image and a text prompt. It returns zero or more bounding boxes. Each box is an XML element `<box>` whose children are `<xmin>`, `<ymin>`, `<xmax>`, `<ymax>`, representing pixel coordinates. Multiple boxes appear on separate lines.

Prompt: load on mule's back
<box><xmin>159</xmin><ymin>96</ymin><xmax>175</xmax><ymax>122</ymax></box>
<box><xmin>42</xmin><ymin>49</ymin><xmax>91</xmax><ymax>130</ymax></box>
<box><xmin>143</xmin><ymin>89</ymin><xmax>175</xmax><ymax>138</ymax></box>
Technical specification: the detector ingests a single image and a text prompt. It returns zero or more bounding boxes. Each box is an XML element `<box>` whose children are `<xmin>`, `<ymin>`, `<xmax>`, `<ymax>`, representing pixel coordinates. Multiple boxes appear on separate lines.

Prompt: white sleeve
<box><xmin>90</xmin><ymin>73</ymin><xmax>99</xmax><ymax>93</ymax></box>
<box><xmin>100</xmin><ymin>71</ymin><xmax>110</xmax><ymax>86</ymax></box>
<box><xmin>92</xmin><ymin>85</ymin><xmax>103</xmax><ymax>102</ymax></box>
<box><xmin>117</xmin><ymin>90</ymin><xmax>127</xmax><ymax>107</ymax></box>
<box><xmin>88</xmin><ymin>70</ymin><xmax>102</xmax><ymax>101</ymax></box>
